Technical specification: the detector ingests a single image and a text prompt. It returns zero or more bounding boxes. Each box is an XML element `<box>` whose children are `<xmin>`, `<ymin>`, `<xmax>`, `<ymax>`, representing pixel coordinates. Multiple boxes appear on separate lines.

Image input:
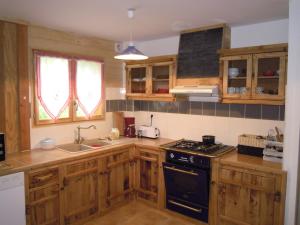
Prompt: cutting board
<box><xmin>113</xmin><ymin>112</ymin><xmax>124</xmax><ymax>136</ymax></box>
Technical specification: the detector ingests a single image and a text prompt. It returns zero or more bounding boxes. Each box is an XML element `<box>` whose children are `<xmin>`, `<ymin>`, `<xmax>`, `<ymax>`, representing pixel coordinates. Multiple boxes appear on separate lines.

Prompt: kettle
<box><xmin>125</xmin><ymin>124</ymin><xmax>136</xmax><ymax>138</ymax></box>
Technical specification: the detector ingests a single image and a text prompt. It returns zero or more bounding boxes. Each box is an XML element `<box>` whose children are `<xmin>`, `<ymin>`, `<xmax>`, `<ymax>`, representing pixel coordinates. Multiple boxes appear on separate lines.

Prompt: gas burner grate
<box><xmin>171</xmin><ymin>140</ymin><xmax>224</xmax><ymax>154</ymax></box>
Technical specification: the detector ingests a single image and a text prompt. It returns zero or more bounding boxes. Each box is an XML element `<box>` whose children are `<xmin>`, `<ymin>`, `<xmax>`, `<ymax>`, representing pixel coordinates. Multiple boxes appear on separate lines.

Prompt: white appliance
<box><xmin>0</xmin><ymin>172</ymin><xmax>26</xmax><ymax>225</ymax></box>
<box><xmin>138</xmin><ymin>126</ymin><xmax>160</xmax><ymax>139</ymax></box>
<box><xmin>170</xmin><ymin>85</ymin><xmax>220</xmax><ymax>102</ymax></box>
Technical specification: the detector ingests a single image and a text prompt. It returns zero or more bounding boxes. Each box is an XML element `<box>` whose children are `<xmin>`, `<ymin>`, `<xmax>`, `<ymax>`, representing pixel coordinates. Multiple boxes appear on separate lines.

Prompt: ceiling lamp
<box><xmin>114</xmin><ymin>8</ymin><xmax>148</xmax><ymax>60</ymax></box>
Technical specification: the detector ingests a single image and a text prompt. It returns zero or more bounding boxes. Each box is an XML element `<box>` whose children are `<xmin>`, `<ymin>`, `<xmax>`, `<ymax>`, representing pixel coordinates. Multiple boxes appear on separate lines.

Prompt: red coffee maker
<box><xmin>124</xmin><ymin>117</ymin><xmax>136</xmax><ymax>138</ymax></box>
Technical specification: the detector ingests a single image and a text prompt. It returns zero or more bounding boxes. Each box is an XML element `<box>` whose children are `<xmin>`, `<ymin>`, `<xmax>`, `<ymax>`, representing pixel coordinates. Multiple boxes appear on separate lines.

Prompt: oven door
<box><xmin>163</xmin><ymin>162</ymin><xmax>209</xmax><ymax>206</ymax></box>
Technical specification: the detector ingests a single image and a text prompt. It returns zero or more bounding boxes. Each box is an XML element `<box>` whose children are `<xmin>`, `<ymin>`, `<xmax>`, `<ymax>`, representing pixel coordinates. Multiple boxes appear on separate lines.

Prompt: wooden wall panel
<box><xmin>17</xmin><ymin>24</ymin><xmax>30</xmax><ymax>150</ymax></box>
<box><xmin>28</xmin><ymin>26</ymin><xmax>123</xmax><ymax>88</ymax></box>
<box><xmin>1</xmin><ymin>22</ymin><xmax>20</xmax><ymax>153</ymax></box>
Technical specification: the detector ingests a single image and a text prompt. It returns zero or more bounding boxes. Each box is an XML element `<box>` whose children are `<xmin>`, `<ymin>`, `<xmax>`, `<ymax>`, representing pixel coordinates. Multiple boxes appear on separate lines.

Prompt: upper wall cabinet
<box><xmin>125</xmin><ymin>55</ymin><xmax>176</xmax><ymax>101</ymax></box>
<box><xmin>175</xmin><ymin>24</ymin><xmax>231</xmax><ymax>87</ymax></box>
<box><xmin>219</xmin><ymin>44</ymin><xmax>288</xmax><ymax>105</ymax></box>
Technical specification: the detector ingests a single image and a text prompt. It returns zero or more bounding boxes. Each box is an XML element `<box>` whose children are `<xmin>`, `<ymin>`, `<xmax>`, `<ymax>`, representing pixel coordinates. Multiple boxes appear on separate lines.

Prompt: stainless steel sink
<box><xmin>82</xmin><ymin>139</ymin><xmax>111</xmax><ymax>148</ymax></box>
<box><xmin>57</xmin><ymin>143</ymin><xmax>92</xmax><ymax>152</ymax></box>
<box><xmin>57</xmin><ymin>139</ymin><xmax>111</xmax><ymax>153</ymax></box>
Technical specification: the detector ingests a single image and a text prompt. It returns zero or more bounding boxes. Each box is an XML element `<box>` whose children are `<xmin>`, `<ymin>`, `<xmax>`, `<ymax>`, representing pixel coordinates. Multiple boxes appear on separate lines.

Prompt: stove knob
<box><xmin>189</xmin><ymin>156</ymin><xmax>194</xmax><ymax>163</ymax></box>
<box><xmin>170</xmin><ymin>153</ymin><xmax>175</xmax><ymax>159</ymax></box>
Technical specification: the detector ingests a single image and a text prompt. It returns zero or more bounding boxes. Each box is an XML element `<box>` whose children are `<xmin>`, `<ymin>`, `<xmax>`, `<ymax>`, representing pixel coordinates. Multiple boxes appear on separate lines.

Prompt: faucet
<box><xmin>75</xmin><ymin>125</ymin><xmax>96</xmax><ymax>144</ymax></box>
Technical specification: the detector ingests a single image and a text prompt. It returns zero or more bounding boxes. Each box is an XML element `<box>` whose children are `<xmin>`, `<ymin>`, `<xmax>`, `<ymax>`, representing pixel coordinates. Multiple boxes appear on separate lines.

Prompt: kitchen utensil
<box><xmin>40</xmin><ymin>138</ymin><xmax>56</xmax><ymax>149</ymax></box>
<box><xmin>124</xmin><ymin>117</ymin><xmax>136</xmax><ymax>138</ymax></box>
<box><xmin>228</xmin><ymin>87</ymin><xmax>235</xmax><ymax>94</ymax></box>
<box><xmin>256</xmin><ymin>86</ymin><xmax>264</xmax><ymax>94</ymax></box>
<box><xmin>202</xmin><ymin>135</ymin><xmax>215</xmax><ymax>145</ymax></box>
<box><xmin>275</xmin><ymin>127</ymin><xmax>283</xmax><ymax>142</ymax></box>
<box><xmin>113</xmin><ymin>112</ymin><xmax>124</xmax><ymax>136</ymax></box>
<box><xmin>263</xmin><ymin>70</ymin><xmax>274</xmax><ymax>76</ymax></box>
<box><xmin>240</xmin><ymin>87</ymin><xmax>247</xmax><ymax>94</ymax></box>
<box><xmin>138</xmin><ymin>126</ymin><xmax>160</xmax><ymax>139</ymax></box>
<box><xmin>157</xmin><ymin>88</ymin><xmax>169</xmax><ymax>93</ymax></box>
<box><xmin>110</xmin><ymin>128</ymin><xmax>120</xmax><ymax>140</ymax></box>
<box><xmin>228</xmin><ymin>68</ymin><xmax>239</xmax><ymax>78</ymax></box>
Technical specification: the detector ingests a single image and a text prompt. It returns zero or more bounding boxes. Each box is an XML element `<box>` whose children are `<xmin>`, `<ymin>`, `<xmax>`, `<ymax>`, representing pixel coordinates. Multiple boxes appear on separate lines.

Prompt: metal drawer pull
<box><xmin>169</xmin><ymin>200</ymin><xmax>202</xmax><ymax>213</ymax></box>
<box><xmin>164</xmin><ymin>166</ymin><xmax>198</xmax><ymax>176</ymax></box>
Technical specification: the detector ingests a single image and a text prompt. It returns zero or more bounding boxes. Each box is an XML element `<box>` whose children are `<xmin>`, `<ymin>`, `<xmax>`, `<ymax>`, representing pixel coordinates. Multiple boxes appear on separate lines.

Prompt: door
<box><xmin>252</xmin><ymin>52</ymin><xmax>287</xmax><ymax>101</ymax></box>
<box><xmin>26</xmin><ymin>167</ymin><xmax>61</xmax><ymax>225</ymax></box>
<box><xmin>126</xmin><ymin>65</ymin><xmax>149</xmax><ymax>96</ymax></box>
<box><xmin>135</xmin><ymin>147</ymin><xmax>163</xmax><ymax>207</ymax></box>
<box><xmin>222</xmin><ymin>55</ymin><xmax>252</xmax><ymax>99</ymax></box>
<box><xmin>150</xmin><ymin>62</ymin><xmax>174</xmax><ymax>96</ymax></box>
<box><xmin>98</xmin><ymin>148</ymin><xmax>134</xmax><ymax>211</ymax></box>
<box><xmin>62</xmin><ymin>158</ymin><xmax>98</xmax><ymax>225</ymax></box>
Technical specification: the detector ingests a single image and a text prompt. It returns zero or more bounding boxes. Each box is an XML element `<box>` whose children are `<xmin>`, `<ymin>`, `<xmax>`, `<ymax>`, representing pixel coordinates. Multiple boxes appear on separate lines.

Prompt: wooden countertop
<box><xmin>0</xmin><ymin>137</ymin><xmax>173</xmax><ymax>176</ymax></box>
<box><xmin>219</xmin><ymin>150</ymin><xmax>283</xmax><ymax>174</ymax></box>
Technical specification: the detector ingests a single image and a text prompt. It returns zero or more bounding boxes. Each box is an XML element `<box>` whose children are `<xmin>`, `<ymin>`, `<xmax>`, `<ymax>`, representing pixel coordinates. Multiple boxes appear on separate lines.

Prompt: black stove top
<box><xmin>161</xmin><ymin>139</ymin><xmax>234</xmax><ymax>157</ymax></box>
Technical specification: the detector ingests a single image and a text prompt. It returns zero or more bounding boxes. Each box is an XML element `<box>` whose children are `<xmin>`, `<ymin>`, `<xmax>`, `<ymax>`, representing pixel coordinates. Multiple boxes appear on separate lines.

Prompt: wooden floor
<box><xmin>85</xmin><ymin>202</ymin><xmax>206</xmax><ymax>225</ymax></box>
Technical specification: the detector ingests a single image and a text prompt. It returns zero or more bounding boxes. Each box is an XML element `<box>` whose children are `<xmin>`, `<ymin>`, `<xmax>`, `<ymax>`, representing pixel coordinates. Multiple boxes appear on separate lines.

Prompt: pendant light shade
<box><xmin>114</xmin><ymin>8</ymin><xmax>148</xmax><ymax>61</ymax></box>
<box><xmin>114</xmin><ymin>43</ymin><xmax>148</xmax><ymax>60</ymax></box>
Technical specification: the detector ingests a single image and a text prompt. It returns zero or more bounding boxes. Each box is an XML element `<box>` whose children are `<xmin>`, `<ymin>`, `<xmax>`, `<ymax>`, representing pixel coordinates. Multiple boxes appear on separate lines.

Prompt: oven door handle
<box><xmin>168</xmin><ymin>200</ymin><xmax>202</xmax><ymax>213</ymax></box>
<box><xmin>164</xmin><ymin>166</ymin><xmax>198</xmax><ymax>176</ymax></box>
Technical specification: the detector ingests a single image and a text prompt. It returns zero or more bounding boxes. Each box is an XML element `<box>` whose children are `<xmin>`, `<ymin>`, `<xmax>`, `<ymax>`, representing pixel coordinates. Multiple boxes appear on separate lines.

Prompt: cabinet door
<box><xmin>62</xmin><ymin>158</ymin><xmax>98</xmax><ymax>225</ymax></box>
<box><xmin>126</xmin><ymin>65</ymin><xmax>148</xmax><ymax>95</ymax></box>
<box><xmin>150</xmin><ymin>62</ymin><xmax>174</xmax><ymax>96</ymax></box>
<box><xmin>98</xmin><ymin>148</ymin><xmax>134</xmax><ymax>212</ymax></box>
<box><xmin>26</xmin><ymin>167</ymin><xmax>61</xmax><ymax>225</ymax></box>
<box><xmin>135</xmin><ymin>147</ymin><xmax>164</xmax><ymax>208</ymax></box>
<box><xmin>222</xmin><ymin>55</ymin><xmax>252</xmax><ymax>99</ymax></box>
<box><xmin>252</xmin><ymin>53</ymin><xmax>287</xmax><ymax>100</ymax></box>
<box><xmin>218</xmin><ymin>167</ymin><xmax>285</xmax><ymax>225</ymax></box>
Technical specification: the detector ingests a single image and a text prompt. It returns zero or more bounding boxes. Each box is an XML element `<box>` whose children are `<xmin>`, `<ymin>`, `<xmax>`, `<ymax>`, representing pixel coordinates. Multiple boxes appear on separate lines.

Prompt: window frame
<box><xmin>33</xmin><ymin>50</ymin><xmax>105</xmax><ymax>126</ymax></box>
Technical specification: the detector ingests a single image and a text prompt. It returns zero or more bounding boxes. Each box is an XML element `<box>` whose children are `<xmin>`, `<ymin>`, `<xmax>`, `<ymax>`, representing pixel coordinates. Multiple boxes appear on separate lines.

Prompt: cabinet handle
<box><xmin>168</xmin><ymin>200</ymin><xmax>202</xmax><ymax>213</ymax></box>
<box><xmin>274</xmin><ymin>191</ymin><xmax>281</xmax><ymax>202</ymax></box>
<box><xmin>164</xmin><ymin>166</ymin><xmax>198</xmax><ymax>176</ymax></box>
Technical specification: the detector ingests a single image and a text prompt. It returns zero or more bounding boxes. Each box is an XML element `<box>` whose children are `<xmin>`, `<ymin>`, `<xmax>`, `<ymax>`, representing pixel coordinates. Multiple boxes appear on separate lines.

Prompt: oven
<box><xmin>163</xmin><ymin>150</ymin><xmax>211</xmax><ymax>222</ymax></box>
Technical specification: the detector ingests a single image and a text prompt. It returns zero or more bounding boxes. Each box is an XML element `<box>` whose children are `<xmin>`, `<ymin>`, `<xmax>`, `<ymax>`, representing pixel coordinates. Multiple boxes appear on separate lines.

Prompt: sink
<box><xmin>57</xmin><ymin>143</ymin><xmax>92</xmax><ymax>153</ymax></box>
<box><xmin>57</xmin><ymin>139</ymin><xmax>111</xmax><ymax>153</ymax></box>
<box><xmin>82</xmin><ymin>139</ymin><xmax>111</xmax><ymax>148</ymax></box>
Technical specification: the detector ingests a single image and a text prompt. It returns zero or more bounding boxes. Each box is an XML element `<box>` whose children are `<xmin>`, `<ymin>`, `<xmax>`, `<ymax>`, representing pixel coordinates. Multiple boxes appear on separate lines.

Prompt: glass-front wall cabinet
<box><xmin>128</xmin><ymin>66</ymin><xmax>147</xmax><ymax>94</ymax></box>
<box><xmin>222</xmin><ymin>55</ymin><xmax>252</xmax><ymax>99</ymax></box>
<box><xmin>253</xmin><ymin>53</ymin><xmax>286</xmax><ymax>100</ymax></box>
<box><xmin>151</xmin><ymin>63</ymin><xmax>172</xmax><ymax>94</ymax></box>
<box><xmin>221</xmin><ymin>46</ymin><xmax>287</xmax><ymax>104</ymax></box>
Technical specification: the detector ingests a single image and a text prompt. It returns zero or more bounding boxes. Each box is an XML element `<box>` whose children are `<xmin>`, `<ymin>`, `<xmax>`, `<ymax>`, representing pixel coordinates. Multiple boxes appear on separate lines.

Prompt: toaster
<box><xmin>138</xmin><ymin>126</ymin><xmax>160</xmax><ymax>139</ymax></box>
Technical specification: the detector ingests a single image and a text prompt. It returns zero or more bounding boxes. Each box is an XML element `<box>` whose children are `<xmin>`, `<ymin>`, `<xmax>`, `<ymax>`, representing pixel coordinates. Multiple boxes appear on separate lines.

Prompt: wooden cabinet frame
<box><xmin>125</xmin><ymin>55</ymin><xmax>176</xmax><ymax>101</ymax></box>
<box><xmin>220</xmin><ymin>43</ymin><xmax>288</xmax><ymax>105</ymax></box>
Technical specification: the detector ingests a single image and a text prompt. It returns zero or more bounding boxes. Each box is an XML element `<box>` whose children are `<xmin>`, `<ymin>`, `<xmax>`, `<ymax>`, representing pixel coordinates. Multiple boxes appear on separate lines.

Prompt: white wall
<box><xmin>134</xmin><ymin>19</ymin><xmax>289</xmax><ymax>56</ymax></box>
<box><xmin>134</xmin><ymin>111</ymin><xmax>284</xmax><ymax>146</ymax></box>
<box><xmin>283</xmin><ymin>0</ymin><xmax>300</xmax><ymax>224</ymax></box>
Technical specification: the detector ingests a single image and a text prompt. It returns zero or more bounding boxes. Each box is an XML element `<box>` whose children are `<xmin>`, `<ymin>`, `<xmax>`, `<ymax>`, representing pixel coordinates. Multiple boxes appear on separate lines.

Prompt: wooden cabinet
<box><xmin>98</xmin><ymin>147</ymin><xmax>135</xmax><ymax>212</ymax></box>
<box><xmin>25</xmin><ymin>166</ymin><xmax>61</xmax><ymax>225</ymax></box>
<box><xmin>126</xmin><ymin>55</ymin><xmax>176</xmax><ymax>101</ymax></box>
<box><xmin>134</xmin><ymin>146</ymin><xmax>165</xmax><ymax>208</ymax></box>
<box><xmin>62</xmin><ymin>158</ymin><xmax>99</xmax><ymax>225</ymax></box>
<box><xmin>215</xmin><ymin>164</ymin><xmax>286</xmax><ymax>225</ymax></box>
<box><xmin>220</xmin><ymin>44</ymin><xmax>288</xmax><ymax>105</ymax></box>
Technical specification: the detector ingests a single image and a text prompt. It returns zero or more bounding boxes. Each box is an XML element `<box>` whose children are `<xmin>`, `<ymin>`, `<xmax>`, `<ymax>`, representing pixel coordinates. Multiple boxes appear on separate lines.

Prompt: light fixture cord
<box><xmin>128</xmin><ymin>8</ymin><xmax>134</xmax><ymax>46</ymax></box>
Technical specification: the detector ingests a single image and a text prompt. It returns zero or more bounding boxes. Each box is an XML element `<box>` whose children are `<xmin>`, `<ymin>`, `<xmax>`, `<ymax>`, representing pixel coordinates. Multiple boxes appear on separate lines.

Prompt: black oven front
<box><xmin>163</xmin><ymin>150</ymin><xmax>210</xmax><ymax>222</ymax></box>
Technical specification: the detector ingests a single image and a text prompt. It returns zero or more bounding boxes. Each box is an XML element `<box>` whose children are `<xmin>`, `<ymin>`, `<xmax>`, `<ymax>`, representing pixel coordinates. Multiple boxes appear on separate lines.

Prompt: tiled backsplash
<box><xmin>106</xmin><ymin>100</ymin><xmax>285</xmax><ymax>121</ymax></box>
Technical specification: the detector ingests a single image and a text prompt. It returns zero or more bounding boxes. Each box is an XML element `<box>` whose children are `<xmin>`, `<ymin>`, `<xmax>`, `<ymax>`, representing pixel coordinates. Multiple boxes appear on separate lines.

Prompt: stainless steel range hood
<box><xmin>170</xmin><ymin>85</ymin><xmax>220</xmax><ymax>102</ymax></box>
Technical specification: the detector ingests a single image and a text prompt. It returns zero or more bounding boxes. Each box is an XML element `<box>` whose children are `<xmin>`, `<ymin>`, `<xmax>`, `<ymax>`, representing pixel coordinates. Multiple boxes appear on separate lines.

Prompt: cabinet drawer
<box><xmin>29</xmin><ymin>184</ymin><xmax>59</xmax><ymax>203</ymax></box>
<box><xmin>65</xmin><ymin>158</ymin><xmax>98</xmax><ymax>175</ymax></box>
<box><xmin>219</xmin><ymin>168</ymin><xmax>242</xmax><ymax>185</ymax></box>
<box><xmin>242</xmin><ymin>173</ymin><xmax>275</xmax><ymax>192</ymax></box>
<box><xmin>29</xmin><ymin>168</ymin><xmax>59</xmax><ymax>189</ymax></box>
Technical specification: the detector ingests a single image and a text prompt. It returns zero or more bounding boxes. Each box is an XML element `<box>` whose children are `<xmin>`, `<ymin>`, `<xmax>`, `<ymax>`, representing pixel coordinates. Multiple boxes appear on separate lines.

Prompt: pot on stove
<box><xmin>202</xmin><ymin>135</ymin><xmax>215</xmax><ymax>145</ymax></box>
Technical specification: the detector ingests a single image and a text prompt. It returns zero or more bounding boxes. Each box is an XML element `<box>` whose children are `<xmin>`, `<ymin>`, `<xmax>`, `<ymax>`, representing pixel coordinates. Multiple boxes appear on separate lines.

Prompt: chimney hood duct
<box><xmin>170</xmin><ymin>85</ymin><xmax>220</xmax><ymax>102</ymax></box>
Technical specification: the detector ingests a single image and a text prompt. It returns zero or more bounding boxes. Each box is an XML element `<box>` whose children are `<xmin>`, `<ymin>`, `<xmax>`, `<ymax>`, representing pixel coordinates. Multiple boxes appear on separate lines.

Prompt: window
<box><xmin>34</xmin><ymin>51</ymin><xmax>104</xmax><ymax>125</ymax></box>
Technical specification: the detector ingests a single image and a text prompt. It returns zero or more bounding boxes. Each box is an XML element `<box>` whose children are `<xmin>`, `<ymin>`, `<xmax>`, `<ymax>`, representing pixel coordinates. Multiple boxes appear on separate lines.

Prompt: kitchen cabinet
<box><xmin>125</xmin><ymin>55</ymin><xmax>176</xmax><ymax>101</ymax></box>
<box><xmin>134</xmin><ymin>146</ymin><xmax>165</xmax><ymax>208</ymax></box>
<box><xmin>25</xmin><ymin>166</ymin><xmax>61</xmax><ymax>225</ymax></box>
<box><xmin>220</xmin><ymin>44</ymin><xmax>287</xmax><ymax>105</ymax></box>
<box><xmin>98</xmin><ymin>147</ymin><xmax>135</xmax><ymax>212</ymax></box>
<box><xmin>62</xmin><ymin>158</ymin><xmax>99</xmax><ymax>225</ymax></box>
<box><xmin>215</xmin><ymin>164</ymin><xmax>286</xmax><ymax>225</ymax></box>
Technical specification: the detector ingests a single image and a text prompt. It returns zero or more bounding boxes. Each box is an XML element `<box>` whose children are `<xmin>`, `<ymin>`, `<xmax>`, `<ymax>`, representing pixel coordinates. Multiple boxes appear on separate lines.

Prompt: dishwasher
<box><xmin>0</xmin><ymin>172</ymin><xmax>26</xmax><ymax>225</ymax></box>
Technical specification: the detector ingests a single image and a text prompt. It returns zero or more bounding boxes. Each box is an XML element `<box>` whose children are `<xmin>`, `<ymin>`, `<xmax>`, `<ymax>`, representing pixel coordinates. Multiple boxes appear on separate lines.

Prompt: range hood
<box><xmin>170</xmin><ymin>85</ymin><xmax>220</xmax><ymax>102</ymax></box>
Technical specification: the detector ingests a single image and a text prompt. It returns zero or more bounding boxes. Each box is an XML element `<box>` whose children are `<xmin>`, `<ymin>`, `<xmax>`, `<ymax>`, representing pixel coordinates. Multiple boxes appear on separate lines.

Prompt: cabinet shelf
<box><xmin>153</xmin><ymin>79</ymin><xmax>169</xmax><ymax>82</ymax></box>
<box><xmin>228</xmin><ymin>76</ymin><xmax>247</xmax><ymax>80</ymax></box>
<box><xmin>257</xmin><ymin>76</ymin><xmax>279</xmax><ymax>79</ymax></box>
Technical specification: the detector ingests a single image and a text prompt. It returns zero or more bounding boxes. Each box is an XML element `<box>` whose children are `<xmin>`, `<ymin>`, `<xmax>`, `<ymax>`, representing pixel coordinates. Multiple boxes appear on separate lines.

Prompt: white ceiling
<box><xmin>0</xmin><ymin>0</ymin><xmax>288</xmax><ymax>42</ymax></box>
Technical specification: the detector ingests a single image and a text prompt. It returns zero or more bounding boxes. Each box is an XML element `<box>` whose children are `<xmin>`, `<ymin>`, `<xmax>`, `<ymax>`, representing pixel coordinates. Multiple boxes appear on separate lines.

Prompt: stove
<box><xmin>161</xmin><ymin>139</ymin><xmax>234</xmax><ymax>223</ymax></box>
<box><xmin>161</xmin><ymin>139</ymin><xmax>234</xmax><ymax>158</ymax></box>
